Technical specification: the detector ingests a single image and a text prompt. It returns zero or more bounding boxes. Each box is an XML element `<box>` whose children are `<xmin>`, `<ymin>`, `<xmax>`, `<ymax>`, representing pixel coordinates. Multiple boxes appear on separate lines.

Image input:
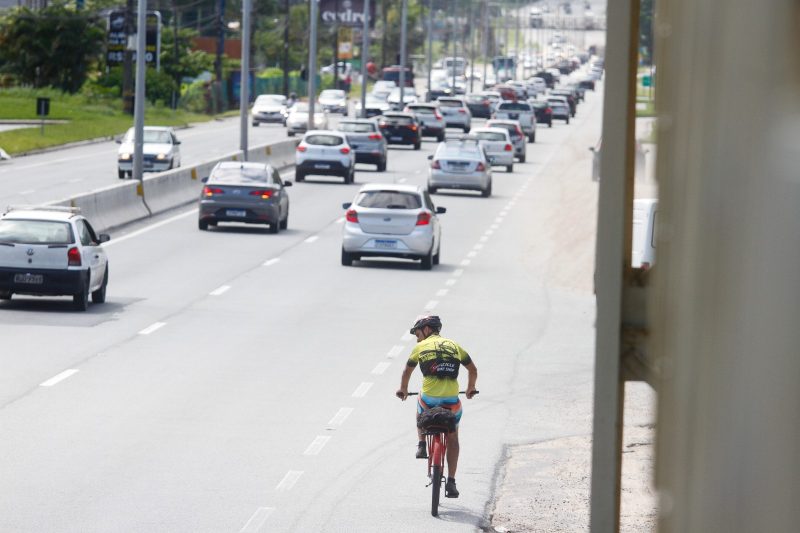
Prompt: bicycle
<box><xmin>407</xmin><ymin>390</ymin><xmax>478</xmax><ymax>517</ymax></box>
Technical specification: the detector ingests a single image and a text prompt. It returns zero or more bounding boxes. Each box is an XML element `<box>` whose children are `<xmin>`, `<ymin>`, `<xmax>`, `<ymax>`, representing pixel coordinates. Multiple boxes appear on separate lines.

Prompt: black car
<box><xmin>530</xmin><ymin>100</ymin><xmax>553</xmax><ymax>128</ymax></box>
<box><xmin>533</xmin><ymin>70</ymin><xmax>556</xmax><ymax>89</ymax></box>
<box><xmin>464</xmin><ymin>93</ymin><xmax>493</xmax><ymax>118</ymax></box>
<box><xmin>378</xmin><ymin>112</ymin><xmax>422</xmax><ymax>150</ymax></box>
<box><xmin>578</xmin><ymin>78</ymin><xmax>595</xmax><ymax>91</ymax></box>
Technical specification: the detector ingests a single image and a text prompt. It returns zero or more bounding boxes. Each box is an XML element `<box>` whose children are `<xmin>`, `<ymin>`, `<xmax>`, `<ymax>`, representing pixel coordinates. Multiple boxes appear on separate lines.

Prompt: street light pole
<box><xmin>451</xmin><ymin>0</ymin><xmax>456</xmax><ymax>92</ymax></box>
<box><xmin>426</xmin><ymin>0</ymin><xmax>433</xmax><ymax>102</ymax></box>
<box><xmin>132</xmin><ymin>0</ymin><xmax>147</xmax><ymax>183</ymax></box>
<box><xmin>359</xmin><ymin>0</ymin><xmax>370</xmax><ymax>117</ymax></box>
<box><xmin>308</xmin><ymin>0</ymin><xmax>318</xmax><ymax>129</ymax></box>
<box><xmin>239</xmin><ymin>0</ymin><xmax>251</xmax><ymax>156</ymax></box>
<box><xmin>482</xmin><ymin>1</ymin><xmax>489</xmax><ymax>88</ymax></box>
<box><xmin>399</xmin><ymin>0</ymin><xmax>408</xmax><ymax>106</ymax></box>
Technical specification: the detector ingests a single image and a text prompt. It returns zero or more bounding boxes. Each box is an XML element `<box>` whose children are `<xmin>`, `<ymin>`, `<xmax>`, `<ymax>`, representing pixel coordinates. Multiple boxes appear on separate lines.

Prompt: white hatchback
<box><xmin>295</xmin><ymin>131</ymin><xmax>356</xmax><ymax>183</ymax></box>
<box><xmin>117</xmin><ymin>126</ymin><xmax>181</xmax><ymax>179</ymax></box>
<box><xmin>0</xmin><ymin>206</ymin><xmax>110</xmax><ymax>311</ymax></box>
<box><xmin>471</xmin><ymin>127</ymin><xmax>516</xmax><ymax>172</ymax></box>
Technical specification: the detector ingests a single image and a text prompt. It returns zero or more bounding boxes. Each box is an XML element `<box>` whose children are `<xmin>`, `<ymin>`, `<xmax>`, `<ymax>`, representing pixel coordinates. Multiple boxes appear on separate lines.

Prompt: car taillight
<box><xmin>340</xmin><ymin>146</ymin><xmax>351</xmax><ymax>154</ymax></box>
<box><xmin>504</xmin><ymin>144</ymin><xmax>513</xmax><ymax>151</ymax></box>
<box><xmin>346</xmin><ymin>209</ymin><xmax>359</xmax><ymax>223</ymax></box>
<box><xmin>435</xmin><ymin>112</ymin><xmax>443</xmax><ymax>120</ymax></box>
<box><xmin>476</xmin><ymin>162</ymin><xmax>486</xmax><ymax>171</ymax></box>
<box><xmin>482</xmin><ymin>100</ymin><xmax>489</xmax><ymax>106</ymax></box>
<box><xmin>545</xmin><ymin>108</ymin><xmax>552</xmax><ymax>114</ymax></box>
<box><xmin>408</xmin><ymin>125</ymin><xmax>418</xmax><ymax>131</ymax></box>
<box><xmin>368</xmin><ymin>133</ymin><xmax>382</xmax><ymax>140</ymax></box>
<box><xmin>249</xmin><ymin>189</ymin><xmax>273</xmax><ymax>199</ymax></box>
<box><xmin>416</xmin><ymin>211</ymin><xmax>432</xmax><ymax>226</ymax></box>
<box><xmin>431</xmin><ymin>160</ymin><xmax>441</xmax><ymax>169</ymax></box>
<box><xmin>67</xmin><ymin>247</ymin><xmax>81</xmax><ymax>267</ymax></box>
<box><xmin>458</xmin><ymin>109</ymin><xmax>466</xmax><ymax>114</ymax></box>
<box><xmin>203</xmin><ymin>186</ymin><xmax>224</xmax><ymax>197</ymax></box>
<box><xmin>378</xmin><ymin>121</ymin><xmax>387</xmax><ymax>127</ymax></box>
<box><xmin>296</xmin><ymin>145</ymin><xmax>307</xmax><ymax>152</ymax></box>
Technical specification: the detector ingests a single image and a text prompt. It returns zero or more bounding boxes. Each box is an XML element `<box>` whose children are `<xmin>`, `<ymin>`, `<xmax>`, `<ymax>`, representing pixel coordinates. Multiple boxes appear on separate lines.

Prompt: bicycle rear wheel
<box><xmin>431</xmin><ymin>464</ymin><xmax>442</xmax><ymax>516</ymax></box>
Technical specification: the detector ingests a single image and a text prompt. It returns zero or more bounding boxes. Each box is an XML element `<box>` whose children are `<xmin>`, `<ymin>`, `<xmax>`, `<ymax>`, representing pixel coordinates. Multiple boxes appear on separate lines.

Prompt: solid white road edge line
<box><xmin>209</xmin><ymin>285</ymin><xmax>231</xmax><ymax>296</ymax></box>
<box><xmin>240</xmin><ymin>507</ymin><xmax>275</xmax><ymax>533</ymax></box>
<box><xmin>372</xmin><ymin>362</ymin><xmax>392</xmax><ymax>375</ymax></box>
<box><xmin>40</xmin><ymin>369</ymin><xmax>79</xmax><ymax>387</ymax></box>
<box><xmin>138</xmin><ymin>322</ymin><xmax>167</xmax><ymax>335</ymax></box>
<box><xmin>104</xmin><ymin>209</ymin><xmax>198</xmax><ymax>247</ymax></box>
<box><xmin>352</xmin><ymin>382</ymin><xmax>373</xmax><ymax>397</ymax></box>
<box><xmin>327</xmin><ymin>407</ymin><xmax>354</xmax><ymax>427</ymax></box>
<box><xmin>275</xmin><ymin>470</ymin><xmax>303</xmax><ymax>491</ymax></box>
<box><xmin>303</xmin><ymin>436</ymin><xmax>331</xmax><ymax>456</ymax></box>
<box><xmin>263</xmin><ymin>258</ymin><xmax>280</xmax><ymax>267</ymax></box>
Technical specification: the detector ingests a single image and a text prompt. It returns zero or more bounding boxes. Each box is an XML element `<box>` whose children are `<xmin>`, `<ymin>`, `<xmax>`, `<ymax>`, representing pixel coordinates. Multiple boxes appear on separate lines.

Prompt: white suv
<box><xmin>295</xmin><ymin>131</ymin><xmax>356</xmax><ymax>184</ymax></box>
<box><xmin>0</xmin><ymin>206</ymin><xmax>110</xmax><ymax>311</ymax></box>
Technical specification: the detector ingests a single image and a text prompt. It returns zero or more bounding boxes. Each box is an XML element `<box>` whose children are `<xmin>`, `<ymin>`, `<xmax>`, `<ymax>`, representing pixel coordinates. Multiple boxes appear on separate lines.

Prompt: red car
<box><xmin>492</xmin><ymin>84</ymin><xmax>517</xmax><ymax>102</ymax></box>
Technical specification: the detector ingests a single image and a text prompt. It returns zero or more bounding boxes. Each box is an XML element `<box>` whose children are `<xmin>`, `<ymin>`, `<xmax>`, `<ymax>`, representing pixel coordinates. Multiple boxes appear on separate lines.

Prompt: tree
<box><xmin>0</xmin><ymin>3</ymin><xmax>105</xmax><ymax>93</ymax></box>
<box><xmin>639</xmin><ymin>0</ymin><xmax>655</xmax><ymax>65</ymax></box>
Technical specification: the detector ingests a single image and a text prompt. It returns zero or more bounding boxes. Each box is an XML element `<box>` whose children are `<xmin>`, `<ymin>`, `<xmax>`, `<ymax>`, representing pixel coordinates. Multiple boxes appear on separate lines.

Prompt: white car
<box><xmin>341</xmin><ymin>183</ymin><xmax>445</xmax><ymax>270</ymax></box>
<box><xmin>116</xmin><ymin>126</ymin><xmax>181</xmax><ymax>179</ymax></box>
<box><xmin>471</xmin><ymin>127</ymin><xmax>516</xmax><ymax>172</ymax></box>
<box><xmin>371</xmin><ymin>80</ymin><xmax>397</xmax><ymax>98</ymax></box>
<box><xmin>428</xmin><ymin>138</ymin><xmax>493</xmax><ymax>197</ymax></box>
<box><xmin>354</xmin><ymin>94</ymin><xmax>391</xmax><ymax>118</ymax></box>
<box><xmin>436</xmin><ymin>97</ymin><xmax>472</xmax><ymax>132</ymax></box>
<box><xmin>387</xmin><ymin>88</ymin><xmax>419</xmax><ymax>110</ymax></box>
<box><xmin>286</xmin><ymin>102</ymin><xmax>328</xmax><ymax>136</ymax></box>
<box><xmin>528</xmin><ymin>76</ymin><xmax>547</xmax><ymax>95</ymax></box>
<box><xmin>0</xmin><ymin>206</ymin><xmax>110</xmax><ymax>311</ymax></box>
<box><xmin>318</xmin><ymin>89</ymin><xmax>348</xmax><ymax>114</ymax></box>
<box><xmin>251</xmin><ymin>94</ymin><xmax>288</xmax><ymax>126</ymax></box>
<box><xmin>295</xmin><ymin>130</ymin><xmax>355</xmax><ymax>183</ymax></box>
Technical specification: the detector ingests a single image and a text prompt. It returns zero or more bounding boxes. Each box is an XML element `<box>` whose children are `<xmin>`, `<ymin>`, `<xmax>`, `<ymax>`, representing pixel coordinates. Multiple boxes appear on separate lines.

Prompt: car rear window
<box><xmin>356</xmin><ymin>191</ymin><xmax>422</xmax><ymax>209</ymax></box>
<box><xmin>0</xmin><ymin>219</ymin><xmax>74</xmax><ymax>245</ymax></box>
<box><xmin>489</xmin><ymin>123</ymin><xmax>521</xmax><ymax>136</ymax></box>
<box><xmin>338</xmin><ymin>122</ymin><xmax>375</xmax><ymax>133</ymax></box>
<box><xmin>498</xmin><ymin>103</ymin><xmax>531</xmax><ymax>111</ymax></box>
<box><xmin>409</xmin><ymin>107</ymin><xmax>435</xmax><ymax>114</ymax></box>
<box><xmin>382</xmin><ymin>116</ymin><xmax>413</xmax><ymax>126</ymax></box>
<box><xmin>438</xmin><ymin>100</ymin><xmax>463</xmax><ymax>108</ymax></box>
<box><xmin>210</xmin><ymin>167</ymin><xmax>270</xmax><ymax>183</ymax></box>
<box><xmin>305</xmin><ymin>134</ymin><xmax>344</xmax><ymax>146</ymax></box>
<box><xmin>475</xmin><ymin>131</ymin><xmax>506</xmax><ymax>141</ymax></box>
<box><xmin>465</xmin><ymin>95</ymin><xmax>485</xmax><ymax>102</ymax></box>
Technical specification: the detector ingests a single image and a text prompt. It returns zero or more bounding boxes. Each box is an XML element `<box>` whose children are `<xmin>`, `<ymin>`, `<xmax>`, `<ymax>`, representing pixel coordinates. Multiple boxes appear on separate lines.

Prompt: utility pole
<box><xmin>503</xmin><ymin>2</ymin><xmax>509</xmax><ymax>80</ymax></box>
<box><xmin>514</xmin><ymin>0</ymin><xmax>520</xmax><ymax>80</ymax></box>
<box><xmin>240</xmin><ymin>0</ymin><xmax>251</xmax><ymax>156</ymax></box>
<box><xmin>282</xmin><ymin>0</ymin><xmax>290</xmax><ymax>96</ymax></box>
<box><xmin>133</xmin><ymin>0</ymin><xmax>147</xmax><ymax>182</ymax></box>
<box><xmin>469</xmin><ymin>2</ymin><xmax>476</xmax><ymax>92</ymax></box>
<box><xmin>451</xmin><ymin>0</ymin><xmax>456</xmax><ymax>92</ymax></box>
<box><xmin>215</xmin><ymin>0</ymin><xmax>226</xmax><ymax>112</ymax></box>
<box><xmin>333</xmin><ymin>0</ymin><xmax>340</xmax><ymax>90</ymax></box>
<box><xmin>171</xmin><ymin>0</ymin><xmax>180</xmax><ymax>109</ymax></box>
<box><xmin>308</xmin><ymin>0</ymin><xmax>318</xmax><ymax>128</ymax></box>
<box><xmin>482</xmin><ymin>1</ymin><xmax>489</xmax><ymax>88</ymax></box>
<box><xmin>426</xmin><ymin>0</ymin><xmax>433</xmax><ymax>102</ymax></box>
<box><xmin>398</xmin><ymin>0</ymin><xmax>408</xmax><ymax>105</ymax></box>
<box><xmin>123</xmin><ymin>0</ymin><xmax>135</xmax><ymax>114</ymax></box>
<box><xmin>359</xmin><ymin>0</ymin><xmax>370</xmax><ymax>117</ymax></box>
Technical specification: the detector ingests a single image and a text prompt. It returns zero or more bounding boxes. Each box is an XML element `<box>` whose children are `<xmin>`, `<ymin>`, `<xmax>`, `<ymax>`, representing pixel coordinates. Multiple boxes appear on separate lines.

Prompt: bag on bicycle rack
<box><xmin>417</xmin><ymin>406</ymin><xmax>457</xmax><ymax>433</ymax></box>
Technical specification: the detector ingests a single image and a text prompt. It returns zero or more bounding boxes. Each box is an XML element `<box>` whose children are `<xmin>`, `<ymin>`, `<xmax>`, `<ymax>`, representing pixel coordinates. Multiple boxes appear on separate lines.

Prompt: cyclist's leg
<box><xmin>446</xmin><ymin>428</ymin><xmax>459</xmax><ymax>478</ymax></box>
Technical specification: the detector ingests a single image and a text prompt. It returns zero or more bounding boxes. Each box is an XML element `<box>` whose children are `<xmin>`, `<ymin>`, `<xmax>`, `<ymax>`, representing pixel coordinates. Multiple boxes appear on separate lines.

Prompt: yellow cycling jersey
<box><xmin>407</xmin><ymin>334</ymin><xmax>472</xmax><ymax>397</ymax></box>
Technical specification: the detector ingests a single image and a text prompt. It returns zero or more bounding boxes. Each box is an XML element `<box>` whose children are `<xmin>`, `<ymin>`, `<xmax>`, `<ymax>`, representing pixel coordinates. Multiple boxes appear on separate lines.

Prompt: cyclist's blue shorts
<box><xmin>417</xmin><ymin>394</ymin><xmax>462</xmax><ymax>425</ymax></box>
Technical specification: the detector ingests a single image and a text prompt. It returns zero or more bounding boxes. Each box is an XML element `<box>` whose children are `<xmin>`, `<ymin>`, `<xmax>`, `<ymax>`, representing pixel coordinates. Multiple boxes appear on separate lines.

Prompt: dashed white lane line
<box><xmin>467</xmin><ymin>251</ymin><xmax>478</xmax><ymax>258</ymax></box>
<box><xmin>105</xmin><ymin>209</ymin><xmax>198</xmax><ymax>247</ymax></box>
<box><xmin>303</xmin><ymin>436</ymin><xmax>331</xmax><ymax>456</ymax></box>
<box><xmin>445</xmin><ymin>278</ymin><xmax>457</xmax><ymax>286</ymax></box>
<box><xmin>263</xmin><ymin>258</ymin><xmax>280</xmax><ymax>267</ymax></box>
<box><xmin>480</xmin><ymin>235</ymin><xmax>489</xmax><ymax>242</ymax></box>
<box><xmin>276</xmin><ymin>470</ymin><xmax>303</xmax><ymax>491</ymax></box>
<box><xmin>304</xmin><ymin>235</ymin><xmax>319</xmax><ymax>244</ymax></box>
<box><xmin>500</xmin><ymin>211</ymin><xmax>509</xmax><ymax>216</ymax></box>
<box><xmin>40</xmin><ymin>369</ymin><xmax>79</xmax><ymax>387</ymax></box>
<box><xmin>387</xmin><ymin>345</ymin><xmax>405</xmax><ymax>358</ymax></box>
<box><xmin>139</xmin><ymin>322</ymin><xmax>166</xmax><ymax>335</ymax></box>
<box><xmin>490</xmin><ymin>224</ymin><xmax>500</xmax><ymax>230</ymax></box>
<box><xmin>401</xmin><ymin>332</ymin><xmax>416</xmax><ymax>342</ymax></box>
<box><xmin>352</xmin><ymin>382</ymin><xmax>373</xmax><ymax>397</ymax></box>
<box><xmin>372</xmin><ymin>362</ymin><xmax>392</xmax><ymax>375</ymax></box>
<box><xmin>240</xmin><ymin>507</ymin><xmax>274</xmax><ymax>533</ymax></box>
<box><xmin>424</xmin><ymin>300</ymin><xmax>439</xmax><ymax>310</ymax></box>
<box><xmin>473</xmin><ymin>244</ymin><xmax>484</xmax><ymax>251</ymax></box>
<box><xmin>484</xmin><ymin>229</ymin><xmax>494</xmax><ymax>236</ymax></box>
<box><xmin>460</xmin><ymin>259</ymin><xmax>471</xmax><ymax>266</ymax></box>
<box><xmin>67</xmin><ymin>178</ymin><xmax>83</xmax><ymax>184</ymax></box>
<box><xmin>19</xmin><ymin>189</ymin><xmax>35</xmax><ymax>195</ymax></box>
<box><xmin>328</xmin><ymin>407</ymin><xmax>354</xmax><ymax>427</ymax></box>
<box><xmin>398</xmin><ymin>178</ymin><xmax>408</xmax><ymax>183</ymax></box>
<box><xmin>436</xmin><ymin>288</ymin><xmax>449</xmax><ymax>297</ymax></box>
<box><xmin>209</xmin><ymin>285</ymin><xmax>231</xmax><ymax>296</ymax></box>
<box><xmin>494</xmin><ymin>217</ymin><xmax>504</xmax><ymax>224</ymax></box>
<box><xmin>454</xmin><ymin>268</ymin><xmax>464</xmax><ymax>277</ymax></box>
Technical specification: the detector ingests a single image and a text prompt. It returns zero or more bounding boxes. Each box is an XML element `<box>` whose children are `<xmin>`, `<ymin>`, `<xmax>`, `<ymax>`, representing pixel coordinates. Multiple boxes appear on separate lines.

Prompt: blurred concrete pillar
<box><xmin>652</xmin><ymin>1</ymin><xmax>800</xmax><ymax>531</ymax></box>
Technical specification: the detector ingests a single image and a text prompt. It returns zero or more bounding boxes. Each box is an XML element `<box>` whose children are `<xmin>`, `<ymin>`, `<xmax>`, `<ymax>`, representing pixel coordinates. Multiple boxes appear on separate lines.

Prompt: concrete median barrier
<box><xmin>51</xmin><ymin>180</ymin><xmax>150</xmax><ymax>234</ymax></box>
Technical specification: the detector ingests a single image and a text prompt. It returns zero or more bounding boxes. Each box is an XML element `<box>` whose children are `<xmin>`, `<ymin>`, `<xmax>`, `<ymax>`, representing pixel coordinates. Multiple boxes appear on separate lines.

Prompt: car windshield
<box><xmin>209</xmin><ymin>167</ymin><xmax>269</xmax><ymax>184</ymax></box>
<box><xmin>293</xmin><ymin>103</ymin><xmax>310</xmax><ymax>112</ymax></box>
<box><xmin>498</xmin><ymin>103</ymin><xmax>531</xmax><ymax>111</ymax></box>
<box><xmin>320</xmin><ymin>90</ymin><xmax>344</xmax><ymax>99</ymax></box>
<box><xmin>437</xmin><ymin>100</ymin><xmax>463</xmax><ymax>108</ymax></box>
<box><xmin>356</xmin><ymin>191</ymin><xmax>422</xmax><ymax>209</ymax></box>
<box><xmin>124</xmin><ymin>129</ymin><xmax>172</xmax><ymax>144</ymax></box>
<box><xmin>474</xmin><ymin>131</ymin><xmax>506</xmax><ymax>141</ymax></box>
<box><xmin>305</xmin><ymin>134</ymin><xmax>344</xmax><ymax>146</ymax></box>
<box><xmin>338</xmin><ymin>122</ymin><xmax>375</xmax><ymax>133</ymax></box>
<box><xmin>255</xmin><ymin>95</ymin><xmax>284</xmax><ymax>105</ymax></box>
<box><xmin>0</xmin><ymin>219</ymin><xmax>73</xmax><ymax>245</ymax></box>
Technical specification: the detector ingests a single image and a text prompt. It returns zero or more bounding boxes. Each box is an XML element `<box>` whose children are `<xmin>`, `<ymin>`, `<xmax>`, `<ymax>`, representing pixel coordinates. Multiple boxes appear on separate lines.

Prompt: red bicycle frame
<box><xmin>426</xmin><ymin>428</ymin><xmax>448</xmax><ymax>516</ymax></box>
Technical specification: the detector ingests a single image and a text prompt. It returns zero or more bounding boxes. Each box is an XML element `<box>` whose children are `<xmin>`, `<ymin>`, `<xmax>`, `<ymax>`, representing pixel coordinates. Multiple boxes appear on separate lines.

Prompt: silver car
<box><xmin>341</xmin><ymin>184</ymin><xmax>445</xmax><ymax>270</ymax></box>
<box><xmin>404</xmin><ymin>103</ymin><xmax>446</xmax><ymax>141</ymax></box>
<box><xmin>493</xmin><ymin>101</ymin><xmax>537</xmax><ymax>142</ymax></box>
<box><xmin>471</xmin><ymin>127</ymin><xmax>515</xmax><ymax>172</ymax></box>
<box><xmin>251</xmin><ymin>94</ymin><xmax>288</xmax><ymax>126</ymax></box>
<box><xmin>485</xmin><ymin>119</ymin><xmax>527</xmax><ymax>162</ymax></box>
<box><xmin>286</xmin><ymin>102</ymin><xmax>329</xmax><ymax>136</ymax></box>
<box><xmin>116</xmin><ymin>126</ymin><xmax>181</xmax><ymax>179</ymax></box>
<box><xmin>436</xmin><ymin>97</ymin><xmax>472</xmax><ymax>132</ymax></box>
<box><xmin>428</xmin><ymin>138</ymin><xmax>493</xmax><ymax>197</ymax></box>
<box><xmin>318</xmin><ymin>89</ymin><xmax>348</xmax><ymax>114</ymax></box>
<box><xmin>336</xmin><ymin>119</ymin><xmax>388</xmax><ymax>171</ymax></box>
<box><xmin>198</xmin><ymin>161</ymin><xmax>292</xmax><ymax>233</ymax></box>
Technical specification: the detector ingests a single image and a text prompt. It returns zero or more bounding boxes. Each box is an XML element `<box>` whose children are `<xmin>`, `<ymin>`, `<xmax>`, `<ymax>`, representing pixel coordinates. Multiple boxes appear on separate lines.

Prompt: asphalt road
<box><xmin>0</xmin><ymin>75</ymin><xmax>604</xmax><ymax>532</ymax></box>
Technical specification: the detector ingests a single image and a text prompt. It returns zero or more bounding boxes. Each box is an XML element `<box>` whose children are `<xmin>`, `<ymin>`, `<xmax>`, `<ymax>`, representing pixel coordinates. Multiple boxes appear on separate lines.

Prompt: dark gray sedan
<box><xmin>336</xmin><ymin>119</ymin><xmax>388</xmax><ymax>171</ymax></box>
<box><xmin>198</xmin><ymin>161</ymin><xmax>292</xmax><ymax>233</ymax></box>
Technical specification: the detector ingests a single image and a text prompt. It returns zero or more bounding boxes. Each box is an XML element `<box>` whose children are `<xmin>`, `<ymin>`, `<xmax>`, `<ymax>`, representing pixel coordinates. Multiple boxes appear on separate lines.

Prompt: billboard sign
<box><xmin>107</xmin><ymin>11</ymin><xmax>162</xmax><ymax>69</ymax></box>
<box><xmin>320</xmin><ymin>0</ymin><xmax>375</xmax><ymax>27</ymax></box>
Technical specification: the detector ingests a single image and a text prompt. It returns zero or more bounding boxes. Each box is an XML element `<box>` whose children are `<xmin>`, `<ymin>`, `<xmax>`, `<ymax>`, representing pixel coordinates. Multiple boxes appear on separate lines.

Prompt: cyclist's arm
<box><xmin>464</xmin><ymin>361</ymin><xmax>478</xmax><ymax>399</ymax></box>
<box><xmin>396</xmin><ymin>363</ymin><xmax>416</xmax><ymax>400</ymax></box>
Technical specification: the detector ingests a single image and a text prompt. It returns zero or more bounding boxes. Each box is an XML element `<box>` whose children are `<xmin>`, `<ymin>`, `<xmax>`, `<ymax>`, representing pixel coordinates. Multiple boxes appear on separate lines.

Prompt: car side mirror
<box><xmin>436</xmin><ymin>206</ymin><xmax>447</xmax><ymax>214</ymax></box>
<box><xmin>283</xmin><ymin>180</ymin><xmax>293</xmax><ymax>187</ymax></box>
<box><xmin>98</xmin><ymin>234</ymin><xmax>111</xmax><ymax>243</ymax></box>
<box><xmin>201</xmin><ymin>176</ymin><xmax>209</xmax><ymax>183</ymax></box>
<box><xmin>342</xmin><ymin>202</ymin><xmax>352</xmax><ymax>209</ymax></box>
<box><xmin>427</xmin><ymin>155</ymin><xmax>433</xmax><ymax>160</ymax></box>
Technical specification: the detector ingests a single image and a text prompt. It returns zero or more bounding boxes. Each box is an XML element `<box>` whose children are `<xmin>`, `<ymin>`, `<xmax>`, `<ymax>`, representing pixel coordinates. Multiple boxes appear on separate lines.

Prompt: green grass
<box><xmin>635</xmin><ymin>99</ymin><xmax>656</xmax><ymax>117</ymax></box>
<box><xmin>0</xmin><ymin>89</ymin><xmax>215</xmax><ymax>155</ymax></box>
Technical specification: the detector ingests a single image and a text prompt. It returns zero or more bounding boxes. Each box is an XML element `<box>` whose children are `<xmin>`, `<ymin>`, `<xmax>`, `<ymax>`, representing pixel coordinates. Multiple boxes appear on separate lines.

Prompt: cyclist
<box><xmin>396</xmin><ymin>315</ymin><xmax>478</xmax><ymax>498</ymax></box>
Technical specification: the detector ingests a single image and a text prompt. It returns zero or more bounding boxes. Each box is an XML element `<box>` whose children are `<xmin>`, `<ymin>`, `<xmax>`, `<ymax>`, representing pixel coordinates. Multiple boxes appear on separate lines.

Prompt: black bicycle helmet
<box><xmin>410</xmin><ymin>315</ymin><xmax>442</xmax><ymax>335</ymax></box>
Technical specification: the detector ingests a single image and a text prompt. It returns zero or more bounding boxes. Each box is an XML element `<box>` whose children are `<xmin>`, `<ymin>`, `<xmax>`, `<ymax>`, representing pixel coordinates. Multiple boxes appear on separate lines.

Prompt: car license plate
<box><xmin>226</xmin><ymin>209</ymin><xmax>246</xmax><ymax>217</ymax></box>
<box><xmin>390</xmin><ymin>136</ymin><xmax>403</xmax><ymax>141</ymax></box>
<box><xmin>14</xmin><ymin>273</ymin><xmax>43</xmax><ymax>284</ymax></box>
<box><xmin>351</xmin><ymin>145</ymin><xmax>360</xmax><ymax>150</ymax></box>
<box><xmin>315</xmin><ymin>163</ymin><xmax>331</xmax><ymax>169</ymax></box>
<box><xmin>509</xmin><ymin>113</ymin><xmax>519</xmax><ymax>119</ymax></box>
<box><xmin>375</xmin><ymin>239</ymin><xmax>398</xmax><ymax>249</ymax></box>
